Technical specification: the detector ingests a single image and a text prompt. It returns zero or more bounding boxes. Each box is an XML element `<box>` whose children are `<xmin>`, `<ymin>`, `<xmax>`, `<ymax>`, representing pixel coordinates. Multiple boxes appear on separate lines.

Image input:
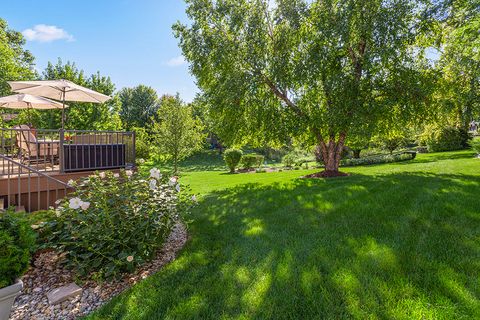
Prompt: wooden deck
<box><xmin>0</xmin><ymin>169</ymin><xmax>120</xmax><ymax>212</ymax></box>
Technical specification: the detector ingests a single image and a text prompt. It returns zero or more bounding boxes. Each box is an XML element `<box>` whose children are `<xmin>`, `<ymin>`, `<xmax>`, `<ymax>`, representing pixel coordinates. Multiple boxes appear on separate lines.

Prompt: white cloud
<box><xmin>165</xmin><ymin>55</ymin><xmax>186</xmax><ymax>67</ymax></box>
<box><xmin>22</xmin><ymin>24</ymin><xmax>74</xmax><ymax>43</ymax></box>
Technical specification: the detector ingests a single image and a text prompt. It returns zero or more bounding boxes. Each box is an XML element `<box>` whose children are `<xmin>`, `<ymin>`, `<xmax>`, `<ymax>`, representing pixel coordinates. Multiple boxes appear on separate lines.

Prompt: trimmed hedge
<box><xmin>0</xmin><ymin>212</ymin><xmax>36</xmax><ymax>288</ymax></box>
<box><xmin>223</xmin><ymin>149</ymin><xmax>243</xmax><ymax>173</ymax></box>
<box><xmin>341</xmin><ymin>152</ymin><xmax>416</xmax><ymax>167</ymax></box>
<box><xmin>241</xmin><ymin>154</ymin><xmax>265</xmax><ymax>169</ymax></box>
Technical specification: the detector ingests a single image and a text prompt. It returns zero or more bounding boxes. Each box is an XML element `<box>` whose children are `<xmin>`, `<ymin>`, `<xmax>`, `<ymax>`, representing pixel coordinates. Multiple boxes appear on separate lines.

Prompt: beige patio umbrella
<box><xmin>8</xmin><ymin>79</ymin><xmax>111</xmax><ymax>128</ymax></box>
<box><xmin>0</xmin><ymin>93</ymin><xmax>68</xmax><ymax>124</ymax></box>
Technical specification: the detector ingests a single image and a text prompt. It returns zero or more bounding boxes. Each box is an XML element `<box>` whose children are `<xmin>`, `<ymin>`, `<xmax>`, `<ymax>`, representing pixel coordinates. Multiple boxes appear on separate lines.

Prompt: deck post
<box><xmin>132</xmin><ymin>131</ymin><xmax>136</xmax><ymax>168</ymax></box>
<box><xmin>59</xmin><ymin>129</ymin><xmax>65</xmax><ymax>173</ymax></box>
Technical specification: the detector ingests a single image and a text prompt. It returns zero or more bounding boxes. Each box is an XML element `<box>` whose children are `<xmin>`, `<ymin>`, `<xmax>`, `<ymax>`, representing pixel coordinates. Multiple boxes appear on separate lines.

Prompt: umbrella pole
<box><xmin>61</xmin><ymin>90</ymin><xmax>65</xmax><ymax>129</ymax></box>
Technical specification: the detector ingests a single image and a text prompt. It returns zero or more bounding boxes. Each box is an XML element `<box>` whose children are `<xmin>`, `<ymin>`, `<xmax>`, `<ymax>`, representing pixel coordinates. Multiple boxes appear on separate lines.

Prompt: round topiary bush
<box><xmin>223</xmin><ymin>149</ymin><xmax>243</xmax><ymax>173</ymax></box>
<box><xmin>45</xmin><ymin>169</ymin><xmax>190</xmax><ymax>280</ymax></box>
<box><xmin>0</xmin><ymin>212</ymin><xmax>36</xmax><ymax>288</ymax></box>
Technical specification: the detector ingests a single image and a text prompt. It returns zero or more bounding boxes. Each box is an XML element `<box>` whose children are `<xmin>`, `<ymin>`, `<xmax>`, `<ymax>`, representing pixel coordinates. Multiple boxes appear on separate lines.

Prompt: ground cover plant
<box><xmin>88</xmin><ymin>150</ymin><xmax>480</xmax><ymax>319</ymax></box>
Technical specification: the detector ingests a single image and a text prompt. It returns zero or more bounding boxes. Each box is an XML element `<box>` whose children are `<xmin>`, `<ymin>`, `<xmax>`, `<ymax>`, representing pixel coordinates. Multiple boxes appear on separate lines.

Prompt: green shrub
<box><xmin>223</xmin><ymin>149</ymin><xmax>243</xmax><ymax>173</ymax></box>
<box><xmin>282</xmin><ymin>153</ymin><xmax>297</xmax><ymax>167</ymax></box>
<box><xmin>44</xmin><ymin>169</ymin><xmax>190</xmax><ymax>280</ymax></box>
<box><xmin>133</xmin><ymin>127</ymin><xmax>153</xmax><ymax>160</ymax></box>
<box><xmin>470</xmin><ymin>138</ymin><xmax>480</xmax><ymax>154</ymax></box>
<box><xmin>341</xmin><ymin>152</ymin><xmax>415</xmax><ymax>167</ymax></box>
<box><xmin>420</xmin><ymin>126</ymin><xmax>470</xmax><ymax>152</ymax></box>
<box><xmin>241</xmin><ymin>154</ymin><xmax>264</xmax><ymax>169</ymax></box>
<box><xmin>0</xmin><ymin>211</ymin><xmax>36</xmax><ymax>288</ymax></box>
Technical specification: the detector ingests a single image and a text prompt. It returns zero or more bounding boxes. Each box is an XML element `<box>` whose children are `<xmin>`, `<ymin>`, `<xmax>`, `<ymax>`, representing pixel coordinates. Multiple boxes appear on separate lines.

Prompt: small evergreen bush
<box><xmin>241</xmin><ymin>154</ymin><xmax>264</xmax><ymax>169</ymax></box>
<box><xmin>223</xmin><ymin>149</ymin><xmax>243</xmax><ymax>173</ymax></box>
<box><xmin>44</xmin><ymin>169</ymin><xmax>190</xmax><ymax>280</ymax></box>
<box><xmin>0</xmin><ymin>211</ymin><xmax>36</xmax><ymax>288</ymax></box>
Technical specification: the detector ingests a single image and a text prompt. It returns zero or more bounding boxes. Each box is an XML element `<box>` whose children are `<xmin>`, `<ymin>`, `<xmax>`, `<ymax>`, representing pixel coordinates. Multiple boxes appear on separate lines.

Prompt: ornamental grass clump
<box><xmin>46</xmin><ymin>169</ymin><xmax>190</xmax><ymax>280</ymax></box>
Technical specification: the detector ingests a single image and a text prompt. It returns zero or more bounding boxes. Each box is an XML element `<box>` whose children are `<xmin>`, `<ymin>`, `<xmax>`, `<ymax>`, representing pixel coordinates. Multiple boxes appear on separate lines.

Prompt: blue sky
<box><xmin>3</xmin><ymin>0</ymin><xmax>198</xmax><ymax>101</ymax></box>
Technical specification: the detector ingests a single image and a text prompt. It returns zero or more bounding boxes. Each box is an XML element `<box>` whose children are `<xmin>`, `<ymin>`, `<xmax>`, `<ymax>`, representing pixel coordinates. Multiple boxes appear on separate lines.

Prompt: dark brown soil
<box><xmin>302</xmin><ymin>170</ymin><xmax>350</xmax><ymax>178</ymax></box>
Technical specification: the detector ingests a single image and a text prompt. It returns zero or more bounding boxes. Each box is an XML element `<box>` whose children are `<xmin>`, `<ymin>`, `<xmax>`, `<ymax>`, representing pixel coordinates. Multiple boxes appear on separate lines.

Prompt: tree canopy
<box><xmin>0</xmin><ymin>18</ymin><xmax>35</xmax><ymax>96</ymax></box>
<box><xmin>152</xmin><ymin>94</ymin><xmax>205</xmax><ymax>173</ymax></box>
<box><xmin>118</xmin><ymin>85</ymin><xmax>159</xmax><ymax>130</ymax></box>
<box><xmin>174</xmin><ymin>0</ymin><xmax>433</xmax><ymax>174</ymax></box>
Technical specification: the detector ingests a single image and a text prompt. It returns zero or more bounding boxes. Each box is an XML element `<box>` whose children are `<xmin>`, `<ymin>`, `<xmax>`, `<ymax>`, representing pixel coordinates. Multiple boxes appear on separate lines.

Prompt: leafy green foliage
<box><xmin>174</xmin><ymin>0</ymin><xmax>433</xmax><ymax>173</ymax></box>
<box><xmin>341</xmin><ymin>152</ymin><xmax>416</xmax><ymax>167</ymax></box>
<box><xmin>282</xmin><ymin>150</ymin><xmax>315</xmax><ymax>167</ymax></box>
<box><xmin>132</xmin><ymin>126</ymin><xmax>154</xmax><ymax>160</ymax></box>
<box><xmin>282</xmin><ymin>152</ymin><xmax>298</xmax><ymax>168</ymax></box>
<box><xmin>152</xmin><ymin>95</ymin><xmax>205</xmax><ymax>174</ymax></box>
<box><xmin>469</xmin><ymin>138</ymin><xmax>480</xmax><ymax>155</ymax></box>
<box><xmin>420</xmin><ymin>125</ymin><xmax>470</xmax><ymax>152</ymax></box>
<box><xmin>0</xmin><ymin>211</ymin><xmax>36</xmax><ymax>288</ymax></box>
<box><xmin>44</xmin><ymin>170</ymin><xmax>188</xmax><ymax>280</ymax></box>
<box><xmin>223</xmin><ymin>148</ymin><xmax>243</xmax><ymax>173</ymax></box>
<box><xmin>118</xmin><ymin>85</ymin><xmax>159</xmax><ymax>130</ymax></box>
<box><xmin>240</xmin><ymin>154</ymin><xmax>264</xmax><ymax>170</ymax></box>
<box><xmin>0</xmin><ymin>18</ymin><xmax>36</xmax><ymax>96</ymax></box>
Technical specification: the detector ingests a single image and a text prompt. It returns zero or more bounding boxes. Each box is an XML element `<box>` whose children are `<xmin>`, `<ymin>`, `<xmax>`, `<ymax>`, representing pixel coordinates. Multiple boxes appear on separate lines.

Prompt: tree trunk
<box><xmin>353</xmin><ymin>149</ymin><xmax>361</xmax><ymax>159</ymax></box>
<box><xmin>318</xmin><ymin>132</ymin><xmax>346</xmax><ymax>176</ymax></box>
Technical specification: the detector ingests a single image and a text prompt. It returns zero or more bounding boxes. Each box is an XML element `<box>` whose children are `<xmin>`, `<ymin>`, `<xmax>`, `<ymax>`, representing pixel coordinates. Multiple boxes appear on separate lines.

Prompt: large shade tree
<box><xmin>428</xmin><ymin>0</ymin><xmax>480</xmax><ymax>128</ymax></box>
<box><xmin>118</xmin><ymin>85</ymin><xmax>159</xmax><ymax>130</ymax></box>
<box><xmin>174</xmin><ymin>0</ymin><xmax>432</xmax><ymax>175</ymax></box>
<box><xmin>0</xmin><ymin>18</ymin><xmax>36</xmax><ymax>96</ymax></box>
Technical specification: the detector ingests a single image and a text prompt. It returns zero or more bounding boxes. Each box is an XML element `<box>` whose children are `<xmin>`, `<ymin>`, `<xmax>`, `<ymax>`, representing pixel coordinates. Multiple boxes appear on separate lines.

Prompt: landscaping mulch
<box><xmin>302</xmin><ymin>170</ymin><xmax>350</xmax><ymax>178</ymax></box>
<box><xmin>10</xmin><ymin>222</ymin><xmax>187</xmax><ymax>320</ymax></box>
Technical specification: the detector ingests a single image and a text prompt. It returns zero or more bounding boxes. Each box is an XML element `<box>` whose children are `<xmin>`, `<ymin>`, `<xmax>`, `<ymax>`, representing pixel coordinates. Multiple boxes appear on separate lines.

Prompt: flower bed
<box><xmin>42</xmin><ymin>169</ymin><xmax>191</xmax><ymax>280</ymax></box>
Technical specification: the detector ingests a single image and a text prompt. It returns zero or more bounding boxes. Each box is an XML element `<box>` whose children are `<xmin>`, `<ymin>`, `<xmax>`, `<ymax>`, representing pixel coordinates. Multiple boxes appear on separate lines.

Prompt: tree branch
<box><xmin>262</xmin><ymin>75</ymin><xmax>306</xmax><ymax>119</ymax></box>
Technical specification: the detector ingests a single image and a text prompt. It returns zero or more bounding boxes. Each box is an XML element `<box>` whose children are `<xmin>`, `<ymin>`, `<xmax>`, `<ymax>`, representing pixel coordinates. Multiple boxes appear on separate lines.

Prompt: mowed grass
<box><xmin>87</xmin><ymin>150</ymin><xmax>480</xmax><ymax>319</ymax></box>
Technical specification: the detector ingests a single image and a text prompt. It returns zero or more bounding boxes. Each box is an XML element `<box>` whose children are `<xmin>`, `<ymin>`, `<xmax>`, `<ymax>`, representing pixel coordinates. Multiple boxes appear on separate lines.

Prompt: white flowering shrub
<box><xmin>45</xmin><ymin>169</ymin><xmax>191</xmax><ymax>280</ymax></box>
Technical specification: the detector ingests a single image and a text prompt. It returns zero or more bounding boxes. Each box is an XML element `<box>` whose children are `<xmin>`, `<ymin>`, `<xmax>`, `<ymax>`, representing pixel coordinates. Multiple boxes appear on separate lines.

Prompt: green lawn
<box><xmin>88</xmin><ymin>150</ymin><xmax>480</xmax><ymax>319</ymax></box>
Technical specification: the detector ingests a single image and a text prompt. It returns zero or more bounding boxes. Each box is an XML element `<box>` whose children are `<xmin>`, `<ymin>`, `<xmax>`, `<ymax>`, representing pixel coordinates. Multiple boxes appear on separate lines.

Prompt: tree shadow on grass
<box><xmin>88</xmin><ymin>172</ymin><xmax>480</xmax><ymax>319</ymax></box>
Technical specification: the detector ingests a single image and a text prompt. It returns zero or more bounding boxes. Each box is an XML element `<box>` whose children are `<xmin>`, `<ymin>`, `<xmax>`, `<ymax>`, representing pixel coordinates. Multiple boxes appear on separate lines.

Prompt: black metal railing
<box><xmin>0</xmin><ymin>154</ymin><xmax>74</xmax><ymax>212</ymax></box>
<box><xmin>0</xmin><ymin>127</ymin><xmax>135</xmax><ymax>175</ymax></box>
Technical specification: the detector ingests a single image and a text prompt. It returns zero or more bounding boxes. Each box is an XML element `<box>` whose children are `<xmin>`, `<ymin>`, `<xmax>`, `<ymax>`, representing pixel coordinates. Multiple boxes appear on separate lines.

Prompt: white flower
<box><xmin>137</xmin><ymin>158</ymin><xmax>145</xmax><ymax>164</ymax></box>
<box><xmin>126</xmin><ymin>255</ymin><xmax>134</xmax><ymax>262</ymax></box>
<box><xmin>98</xmin><ymin>172</ymin><xmax>106</xmax><ymax>179</ymax></box>
<box><xmin>31</xmin><ymin>224</ymin><xmax>40</xmax><ymax>230</ymax></box>
<box><xmin>175</xmin><ymin>183</ymin><xmax>181</xmax><ymax>192</ymax></box>
<box><xmin>80</xmin><ymin>201</ymin><xmax>90</xmax><ymax>211</ymax></box>
<box><xmin>67</xmin><ymin>179</ymin><xmax>75</xmax><ymax>187</ymax></box>
<box><xmin>113</xmin><ymin>173</ymin><xmax>120</xmax><ymax>178</ymax></box>
<box><xmin>69</xmin><ymin>197</ymin><xmax>82</xmax><ymax>209</ymax></box>
<box><xmin>149</xmin><ymin>168</ymin><xmax>161</xmax><ymax>179</ymax></box>
<box><xmin>169</xmin><ymin>177</ymin><xmax>178</xmax><ymax>186</ymax></box>
<box><xmin>149</xmin><ymin>179</ymin><xmax>157</xmax><ymax>190</ymax></box>
<box><xmin>55</xmin><ymin>209</ymin><xmax>62</xmax><ymax>217</ymax></box>
<box><xmin>125</xmin><ymin>170</ymin><xmax>133</xmax><ymax>178</ymax></box>
<box><xmin>55</xmin><ymin>199</ymin><xmax>62</xmax><ymax>205</ymax></box>
<box><xmin>191</xmin><ymin>195</ymin><xmax>197</xmax><ymax>202</ymax></box>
